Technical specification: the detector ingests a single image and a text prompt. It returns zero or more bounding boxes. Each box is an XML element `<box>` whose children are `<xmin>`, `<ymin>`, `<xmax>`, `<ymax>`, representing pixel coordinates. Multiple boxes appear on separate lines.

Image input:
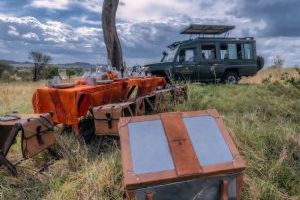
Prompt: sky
<box><xmin>0</xmin><ymin>0</ymin><xmax>299</xmax><ymax>67</ymax></box>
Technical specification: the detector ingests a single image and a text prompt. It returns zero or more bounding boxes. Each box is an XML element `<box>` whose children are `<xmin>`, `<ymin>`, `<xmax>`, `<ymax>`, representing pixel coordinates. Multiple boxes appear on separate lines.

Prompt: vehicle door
<box><xmin>173</xmin><ymin>46</ymin><xmax>199</xmax><ymax>82</ymax></box>
<box><xmin>198</xmin><ymin>43</ymin><xmax>220</xmax><ymax>81</ymax></box>
<box><xmin>224</xmin><ymin>42</ymin><xmax>257</xmax><ymax>76</ymax></box>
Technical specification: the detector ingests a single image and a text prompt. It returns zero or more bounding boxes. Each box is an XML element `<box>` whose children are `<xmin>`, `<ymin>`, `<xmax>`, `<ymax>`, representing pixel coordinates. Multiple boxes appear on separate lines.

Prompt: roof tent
<box><xmin>181</xmin><ymin>24</ymin><xmax>235</xmax><ymax>35</ymax></box>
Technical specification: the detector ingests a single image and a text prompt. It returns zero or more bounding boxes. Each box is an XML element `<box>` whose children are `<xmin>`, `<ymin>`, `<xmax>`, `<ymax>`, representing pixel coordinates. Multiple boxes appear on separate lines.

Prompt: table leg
<box><xmin>72</xmin><ymin>124</ymin><xmax>80</xmax><ymax>136</ymax></box>
<box><xmin>96</xmin><ymin>136</ymin><xmax>105</xmax><ymax>155</ymax></box>
<box><xmin>2</xmin><ymin>124</ymin><xmax>21</xmax><ymax>157</ymax></box>
<box><xmin>47</xmin><ymin>147</ymin><xmax>62</xmax><ymax>160</ymax></box>
<box><xmin>0</xmin><ymin>153</ymin><xmax>17</xmax><ymax>176</ymax></box>
<box><xmin>59</xmin><ymin>125</ymin><xmax>69</xmax><ymax>135</ymax></box>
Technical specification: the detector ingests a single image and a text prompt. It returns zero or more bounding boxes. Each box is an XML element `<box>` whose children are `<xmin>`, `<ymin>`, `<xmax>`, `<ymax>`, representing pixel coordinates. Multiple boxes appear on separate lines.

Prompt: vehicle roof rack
<box><xmin>181</xmin><ymin>24</ymin><xmax>235</xmax><ymax>35</ymax></box>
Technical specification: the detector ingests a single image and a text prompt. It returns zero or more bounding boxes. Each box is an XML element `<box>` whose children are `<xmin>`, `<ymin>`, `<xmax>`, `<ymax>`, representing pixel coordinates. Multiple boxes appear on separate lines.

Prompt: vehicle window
<box><xmin>237</xmin><ymin>44</ymin><xmax>243</xmax><ymax>60</ymax></box>
<box><xmin>161</xmin><ymin>46</ymin><xmax>179</xmax><ymax>62</ymax></box>
<box><xmin>228</xmin><ymin>44</ymin><xmax>237</xmax><ymax>59</ymax></box>
<box><xmin>201</xmin><ymin>44</ymin><xmax>216</xmax><ymax>60</ymax></box>
<box><xmin>178</xmin><ymin>48</ymin><xmax>196</xmax><ymax>63</ymax></box>
<box><xmin>244</xmin><ymin>43</ymin><xmax>252</xmax><ymax>59</ymax></box>
<box><xmin>220</xmin><ymin>44</ymin><xmax>229</xmax><ymax>60</ymax></box>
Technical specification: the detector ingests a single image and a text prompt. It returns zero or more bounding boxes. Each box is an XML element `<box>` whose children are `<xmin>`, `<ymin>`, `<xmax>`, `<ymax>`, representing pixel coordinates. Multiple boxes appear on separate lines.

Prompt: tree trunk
<box><xmin>33</xmin><ymin>64</ymin><xmax>38</xmax><ymax>82</ymax></box>
<box><xmin>102</xmin><ymin>0</ymin><xmax>123</xmax><ymax>70</ymax></box>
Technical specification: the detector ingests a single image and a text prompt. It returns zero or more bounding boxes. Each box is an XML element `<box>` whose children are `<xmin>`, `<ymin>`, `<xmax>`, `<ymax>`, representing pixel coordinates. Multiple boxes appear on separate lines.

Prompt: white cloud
<box><xmin>22</xmin><ymin>32</ymin><xmax>40</xmax><ymax>41</ymax></box>
<box><xmin>70</xmin><ymin>16</ymin><xmax>101</xmax><ymax>26</ymax></box>
<box><xmin>74</xmin><ymin>0</ymin><xmax>102</xmax><ymax>13</ymax></box>
<box><xmin>30</xmin><ymin>0</ymin><xmax>69</xmax><ymax>10</ymax></box>
<box><xmin>67</xmin><ymin>0</ymin><xmax>238</xmax><ymax>23</ymax></box>
<box><xmin>8</xmin><ymin>25</ymin><xmax>19</xmax><ymax>36</ymax></box>
<box><xmin>1</xmin><ymin>0</ymin><xmax>299</xmax><ymax>66</ymax></box>
<box><xmin>0</xmin><ymin>15</ymin><xmax>102</xmax><ymax>54</ymax></box>
<box><xmin>116</xmin><ymin>0</ymin><xmax>236</xmax><ymax>23</ymax></box>
<box><xmin>257</xmin><ymin>37</ymin><xmax>300</xmax><ymax>66</ymax></box>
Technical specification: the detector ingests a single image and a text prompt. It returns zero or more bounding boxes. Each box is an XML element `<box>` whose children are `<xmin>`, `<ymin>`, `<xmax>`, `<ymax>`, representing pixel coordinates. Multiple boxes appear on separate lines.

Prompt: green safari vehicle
<box><xmin>144</xmin><ymin>24</ymin><xmax>264</xmax><ymax>84</ymax></box>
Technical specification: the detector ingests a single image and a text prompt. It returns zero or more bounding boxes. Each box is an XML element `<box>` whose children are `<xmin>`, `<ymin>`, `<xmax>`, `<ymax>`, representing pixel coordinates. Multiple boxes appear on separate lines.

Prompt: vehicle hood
<box><xmin>145</xmin><ymin>62</ymin><xmax>173</xmax><ymax>71</ymax></box>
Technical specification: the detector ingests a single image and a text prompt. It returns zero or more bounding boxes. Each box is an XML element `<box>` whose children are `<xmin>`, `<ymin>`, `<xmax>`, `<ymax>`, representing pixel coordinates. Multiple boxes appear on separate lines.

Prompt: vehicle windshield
<box><xmin>161</xmin><ymin>46</ymin><xmax>178</xmax><ymax>62</ymax></box>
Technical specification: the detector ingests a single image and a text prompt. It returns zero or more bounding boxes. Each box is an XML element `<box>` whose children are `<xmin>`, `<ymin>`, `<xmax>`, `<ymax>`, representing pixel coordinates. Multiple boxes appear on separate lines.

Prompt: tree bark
<box><xmin>33</xmin><ymin>64</ymin><xmax>38</xmax><ymax>82</ymax></box>
<box><xmin>102</xmin><ymin>0</ymin><xmax>123</xmax><ymax>70</ymax></box>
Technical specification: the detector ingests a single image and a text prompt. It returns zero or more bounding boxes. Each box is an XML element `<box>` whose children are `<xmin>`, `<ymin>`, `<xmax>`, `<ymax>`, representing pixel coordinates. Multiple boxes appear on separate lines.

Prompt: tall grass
<box><xmin>240</xmin><ymin>67</ymin><xmax>299</xmax><ymax>84</ymax></box>
<box><xmin>0</xmin><ymin>68</ymin><xmax>299</xmax><ymax>199</ymax></box>
<box><xmin>0</xmin><ymin>82</ymin><xmax>43</xmax><ymax>115</ymax></box>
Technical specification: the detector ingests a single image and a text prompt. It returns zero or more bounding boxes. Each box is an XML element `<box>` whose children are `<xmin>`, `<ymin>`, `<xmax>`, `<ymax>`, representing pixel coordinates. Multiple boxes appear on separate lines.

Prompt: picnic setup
<box><xmin>2</xmin><ymin>0</ymin><xmax>300</xmax><ymax>198</ymax></box>
<box><xmin>0</xmin><ymin>70</ymin><xmax>246</xmax><ymax>199</ymax></box>
<box><xmin>31</xmin><ymin>76</ymin><xmax>167</xmax><ymax>134</ymax></box>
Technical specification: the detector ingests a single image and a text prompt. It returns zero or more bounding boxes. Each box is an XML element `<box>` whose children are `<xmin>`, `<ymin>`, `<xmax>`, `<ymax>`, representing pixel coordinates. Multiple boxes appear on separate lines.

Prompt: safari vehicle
<box><xmin>144</xmin><ymin>24</ymin><xmax>264</xmax><ymax>84</ymax></box>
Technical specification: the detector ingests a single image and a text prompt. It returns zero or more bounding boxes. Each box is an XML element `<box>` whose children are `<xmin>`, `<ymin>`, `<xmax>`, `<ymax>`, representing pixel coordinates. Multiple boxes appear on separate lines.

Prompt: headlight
<box><xmin>143</xmin><ymin>66</ymin><xmax>149</xmax><ymax>71</ymax></box>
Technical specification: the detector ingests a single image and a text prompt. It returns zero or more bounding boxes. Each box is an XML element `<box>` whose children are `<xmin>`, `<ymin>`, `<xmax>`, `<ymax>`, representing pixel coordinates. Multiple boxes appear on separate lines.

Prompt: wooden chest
<box><xmin>20</xmin><ymin>113</ymin><xmax>56</xmax><ymax>158</ymax></box>
<box><xmin>119</xmin><ymin>109</ymin><xmax>246</xmax><ymax>200</ymax></box>
<box><xmin>93</xmin><ymin>102</ymin><xmax>136</xmax><ymax>136</ymax></box>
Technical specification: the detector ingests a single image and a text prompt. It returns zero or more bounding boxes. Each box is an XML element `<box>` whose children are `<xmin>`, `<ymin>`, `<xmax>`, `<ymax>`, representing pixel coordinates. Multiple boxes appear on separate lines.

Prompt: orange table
<box><xmin>121</xmin><ymin>77</ymin><xmax>166</xmax><ymax>100</ymax></box>
<box><xmin>32</xmin><ymin>77</ymin><xmax>166</xmax><ymax>134</ymax></box>
<box><xmin>32</xmin><ymin>82</ymin><xmax>123</xmax><ymax>131</ymax></box>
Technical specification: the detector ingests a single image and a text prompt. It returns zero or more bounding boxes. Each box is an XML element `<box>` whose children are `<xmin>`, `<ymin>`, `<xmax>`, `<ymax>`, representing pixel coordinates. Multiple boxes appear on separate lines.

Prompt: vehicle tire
<box><xmin>223</xmin><ymin>71</ymin><xmax>239</xmax><ymax>84</ymax></box>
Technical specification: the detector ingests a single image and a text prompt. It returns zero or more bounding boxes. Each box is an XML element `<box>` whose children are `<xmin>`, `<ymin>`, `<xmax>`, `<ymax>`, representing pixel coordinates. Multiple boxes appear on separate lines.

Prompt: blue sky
<box><xmin>0</xmin><ymin>0</ymin><xmax>299</xmax><ymax>66</ymax></box>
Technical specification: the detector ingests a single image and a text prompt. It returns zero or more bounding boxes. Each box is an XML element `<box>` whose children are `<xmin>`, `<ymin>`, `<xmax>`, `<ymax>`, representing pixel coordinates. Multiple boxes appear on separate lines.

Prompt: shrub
<box><xmin>0</xmin><ymin>62</ymin><xmax>13</xmax><ymax>77</ymax></box>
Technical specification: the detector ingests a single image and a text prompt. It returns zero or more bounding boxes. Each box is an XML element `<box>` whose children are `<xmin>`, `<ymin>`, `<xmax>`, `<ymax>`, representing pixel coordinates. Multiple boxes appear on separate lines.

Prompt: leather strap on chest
<box><xmin>161</xmin><ymin>113</ymin><xmax>202</xmax><ymax>177</ymax></box>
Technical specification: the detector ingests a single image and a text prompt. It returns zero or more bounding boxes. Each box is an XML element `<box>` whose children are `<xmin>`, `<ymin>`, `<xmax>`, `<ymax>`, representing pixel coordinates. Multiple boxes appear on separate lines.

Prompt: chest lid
<box><xmin>119</xmin><ymin>109</ymin><xmax>246</xmax><ymax>189</ymax></box>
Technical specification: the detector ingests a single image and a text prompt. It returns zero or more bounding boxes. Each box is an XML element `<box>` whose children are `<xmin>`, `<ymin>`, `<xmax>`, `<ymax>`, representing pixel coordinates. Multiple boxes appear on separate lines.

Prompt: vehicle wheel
<box><xmin>223</xmin><ymin>72</ymin><xmax>239</xmax><ymax>84</ymax></box>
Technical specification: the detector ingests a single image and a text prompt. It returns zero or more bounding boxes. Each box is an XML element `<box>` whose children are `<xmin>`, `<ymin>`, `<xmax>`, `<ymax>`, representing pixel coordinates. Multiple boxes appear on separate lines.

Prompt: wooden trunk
<box><xmin>119</xmin><ymin>109</ymin><xmax>246</xmax><ymax>200</ymax></box>
<box><xmin>93</xmin><ymin>102</ymin><xmax>136</xmax><ymax>136</ymax></box>
<box><xmin>21</xmin><ymin>113</ymin><xmax>56</xmax><ymax>158</ymax></box>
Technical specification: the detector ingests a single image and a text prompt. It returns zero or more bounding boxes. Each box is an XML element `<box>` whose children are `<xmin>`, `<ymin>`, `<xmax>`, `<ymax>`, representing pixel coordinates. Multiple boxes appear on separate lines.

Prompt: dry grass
<box><xmin>0</xmin><ymin>68</ymin><xmax>299</xmax><ymax>200</ymax></box>
<box><xmin>45</xmin><ymin>136</ymin><xmax>122</xmax><ymax>200</ymax></box>
<box><xmin>240</xmin><ymin>67</ymin><xmax>300</xmax><ymax>84</ymax></box>
<box><xmin>0</xmin><ymin>81</ymin><xmax>44</xmax><ymax>115</ymax></box>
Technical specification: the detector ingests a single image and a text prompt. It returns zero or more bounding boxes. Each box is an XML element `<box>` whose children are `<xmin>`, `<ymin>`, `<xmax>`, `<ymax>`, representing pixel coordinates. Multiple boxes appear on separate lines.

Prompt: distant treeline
<box><xmin>0</xmin><ymin>61</ymin><xmax>83</xmax><ymax>82</ymax></box>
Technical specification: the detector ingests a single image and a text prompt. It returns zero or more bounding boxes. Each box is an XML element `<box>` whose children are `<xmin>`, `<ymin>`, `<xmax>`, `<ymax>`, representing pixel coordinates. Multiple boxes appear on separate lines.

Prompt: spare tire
<box><xmin>257</xmin><ymin>56</ymin><xmax>264</xmax><ymax>71</ymax></box>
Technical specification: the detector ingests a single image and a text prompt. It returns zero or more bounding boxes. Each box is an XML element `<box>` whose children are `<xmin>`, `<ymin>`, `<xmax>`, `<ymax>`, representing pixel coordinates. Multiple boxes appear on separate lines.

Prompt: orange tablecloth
<box><xmin>32</xmin><ymin>77</ymin><xmax>166</xmax><ymax>131</ymax></box>
<box><xmin>122</xmin><ymin>77</ymin><xmax>166</xmax><ymax>99</ymax></box>
<box><xmin>32</xmin><ymin>82</ymin><xmax>123</xmax><ymax>127</ymax></box>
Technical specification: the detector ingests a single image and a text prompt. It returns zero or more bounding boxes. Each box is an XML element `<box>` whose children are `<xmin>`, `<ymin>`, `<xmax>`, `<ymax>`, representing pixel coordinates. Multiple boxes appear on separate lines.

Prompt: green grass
<box><xmin>182</xmin><ymin>83</ymin><xmax>300</xmax><ymax>200</ymax></box>
<box><xmin>0</xmin><ymin>69</ymin><xmax>299</xmax><ymax>200</ymax></box>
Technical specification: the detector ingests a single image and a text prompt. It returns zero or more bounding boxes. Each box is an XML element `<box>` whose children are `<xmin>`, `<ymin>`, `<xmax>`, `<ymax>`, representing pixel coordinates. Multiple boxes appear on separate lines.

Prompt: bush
<box><xmin>0</xmin><ymin>62</ymin><xmax>13</xmax><ymax>77</ymax></box>
<box><xmin>16</xmin><ymin>70</ymin><xmax>33</xmax><ymax>81</ymax></box>
<box><xmin>66</xmin><ymin>69</ymin><xmax>76</xmax><ymax>79</ymax></box>
<box><xmin>42</xmin><ymin>67</ymin><xmax>59</xmax><ymax>79</ymax></box>
<box><xmin>1</xmin><ymin>70</ymin><xmax>11</xmax><ymax>82</ymax></box>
